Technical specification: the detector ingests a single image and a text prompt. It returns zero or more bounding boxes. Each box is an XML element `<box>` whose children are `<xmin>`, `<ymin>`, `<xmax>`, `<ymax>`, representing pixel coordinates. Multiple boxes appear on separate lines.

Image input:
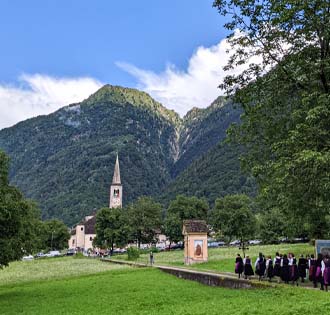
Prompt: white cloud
<box><xmin>117</xmin><ymin>35</ymin><xmax>260</xmax><ymax>116</ymax></box>
<box><xmin>0</xmin><ymin>74</ymin><xmax>103</xmax><ymax>130</ymax></box>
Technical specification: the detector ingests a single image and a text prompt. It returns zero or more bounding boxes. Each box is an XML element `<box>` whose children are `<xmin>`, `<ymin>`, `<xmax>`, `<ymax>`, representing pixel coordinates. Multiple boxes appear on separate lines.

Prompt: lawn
<box><xmin>117</xmin><ymin>243</ymin><xmax>314</xmax><ymax>273</ymax></box>
<box><xmin>0</xmin><ymin>256</ymin><xmax>126</xmax><ymax>286</ymax></box>
<box><xmin>0</xmin><ymin>259</ymin><xmax>330</xmax><ymax>315</ymax></box>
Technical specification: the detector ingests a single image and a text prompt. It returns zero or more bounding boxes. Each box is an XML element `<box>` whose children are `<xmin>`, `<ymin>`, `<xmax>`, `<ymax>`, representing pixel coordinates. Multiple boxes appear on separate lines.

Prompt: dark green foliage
<box><xmin>164</xmin><ymin>195</ymin><xmax>209</xmax><ymax>244</ymax></box>
<box><xmin>163</xmin><ymin>213</ymin><xmax>182</xmax><ymax>244</ymax></box>
<box><xmin>257</xmin><ymin>208</ymin><xmax>287</xmax><ymax>244</ymax></box>
<box><xmin>94</xmin><ymin>207</ymin><xmax>128</xmax><ymax>250</ymax></box>
<box><xmin>127</xmin><ymin>247</ymin><xmax>140</xmax><ymax>260</ymax></box>
<box><xmin>0</xmin><ymin>151</ymin><xmax>41</xmax><ymax>267</ymax></box>
<box><xmin>40</xmin><ymin>219</ymin><xmax>71</xmax><ymax>251</ymax></box>
<box><xmin>211</xmin><ymin>194</ymin><xmax>256</xmax><ymax>243</ymax></box>
<box><xmin>214</xmin><ymin>0</ymin><xmax>330</xmax><ymax>239</ymax></box>
<box><xmin>161</xmin><ymin>142</ymin><xmax>256</xmax><ymax>206</ymax></box>
<box><xmin>171</xmin><ymin>97</ymin><xmax>241</xmax><ymax>177</ymax></box>
<box><xmin>167</xmin><ymin>195</ymin><xmax>209</xmax><ymax>220</ymax></box>
<box><xmin>126</xmin><ymin>196</ymin><xmax>162</xmax><ymax>248</ymax></box>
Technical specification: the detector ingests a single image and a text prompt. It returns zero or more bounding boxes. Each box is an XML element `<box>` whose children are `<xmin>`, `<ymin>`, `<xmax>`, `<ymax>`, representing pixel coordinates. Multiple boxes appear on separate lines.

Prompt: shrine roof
<box><xmin>183</xmin><ymin>220</ymin><xmax>208</xmax><ymax>234</ymax></box>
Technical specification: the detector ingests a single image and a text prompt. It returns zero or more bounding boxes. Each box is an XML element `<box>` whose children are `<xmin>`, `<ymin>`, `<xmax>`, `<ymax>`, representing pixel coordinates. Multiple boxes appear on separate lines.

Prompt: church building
<box><xmin>68</xmin><ymin>154</ymin><xmax>122</xmax><ymax>251</ymax></box>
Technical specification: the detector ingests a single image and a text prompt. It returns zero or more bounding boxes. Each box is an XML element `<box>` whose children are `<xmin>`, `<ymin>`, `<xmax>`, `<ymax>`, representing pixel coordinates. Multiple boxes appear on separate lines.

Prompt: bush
<box><xmin>127</xmin><ymin>247</ymin><xmax>140</xmax><ymax>261</ymax></box>
<box><xmin>73</xmin><ymin>252</ymin><xmax>84</xmax><ymax>259</ymax></box>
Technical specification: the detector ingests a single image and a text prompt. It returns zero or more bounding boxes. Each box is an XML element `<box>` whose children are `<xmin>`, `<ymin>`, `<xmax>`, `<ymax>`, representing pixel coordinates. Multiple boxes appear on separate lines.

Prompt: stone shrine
<box><xmin>182</xmin><ymin>220</ymin><xmax>208</xmax><ymax>265</ymax></box>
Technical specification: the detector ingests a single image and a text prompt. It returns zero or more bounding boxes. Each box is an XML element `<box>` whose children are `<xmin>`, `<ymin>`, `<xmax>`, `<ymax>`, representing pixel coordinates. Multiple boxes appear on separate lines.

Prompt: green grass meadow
<box><xmin>1</xmin><ymin>244</ymin><xmax>329</xmax><ymax>315</ymax></box>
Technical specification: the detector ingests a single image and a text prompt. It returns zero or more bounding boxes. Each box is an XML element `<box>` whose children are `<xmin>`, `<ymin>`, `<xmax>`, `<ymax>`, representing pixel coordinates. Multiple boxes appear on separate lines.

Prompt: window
<box><xmin>114</xmin><ymin>189</ymin><xmax>120</xmax><ymax>197</ymax></box>
<box><xmin>81</xmin><ymin>227</ymin><xmax>84</xmax><ymax>231</ymax></box>
<box><xmin>72</xmin><ymin>240</ymin><xmax>75</xmax><ymax>245</ymax></box>
<box><xmin>90</xmin><ymin>237</ymin><xmax>93</xmax><ymax>241</ymax></box>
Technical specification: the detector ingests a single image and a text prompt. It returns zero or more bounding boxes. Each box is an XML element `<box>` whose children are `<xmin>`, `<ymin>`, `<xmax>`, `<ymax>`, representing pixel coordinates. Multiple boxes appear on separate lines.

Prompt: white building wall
<box><xmin>84</xmin><ymin>234</ymin><xmax>95</xmax><ymax>250</ymax></box>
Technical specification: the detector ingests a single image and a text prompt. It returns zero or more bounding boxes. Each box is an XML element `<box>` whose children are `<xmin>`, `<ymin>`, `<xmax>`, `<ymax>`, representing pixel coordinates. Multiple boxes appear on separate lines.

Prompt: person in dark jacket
<box><xmin>309</xmin><ymin>254</ymin><xmax>317</xmax><ymax>286</ymax></box>
<box><xmin>281</xmin><ymin>254</ymin><xmax>290</xmax><ymax>284</ymax></box>
<box><xmin>235</xmin><ymin>254</ymin><xmax>244</xmax><ymax>278</ymax></box>
<box><xmin>323</xmin><ymin>255</ymin><xmax>330</xmax><ymax>292</ymax></box>
<box><xmin>266</xmin><ymin>256</ymin><xmax>274</xmax><ymax>282</ymax></box>
<box><xmin>315</xmin><ymin>253</ymin><xmax>324</xmax><ymax>290</ymax></box>
<box><xmin>255</xmin><ymin>252</ymin><xmax>266</xmax><ymax>281</ymax></box>
<box><xmin>290</xmin><ymin>254</ymin><xmax>299</xmax><ymax>285</ymax></box>
<box><xmin>243</xmin><ymin>255</ymin><xmax>254</xmax><ymax>279</ymax></box>
<box><xmin>298</xmin><ymin>254</ymin><xmax>307</xmax><ymax>282</ymax></box>
<box><xmin>273</xmin><ymin>252</ymin><xmax>282</xmax><ymax>279</ymax></box>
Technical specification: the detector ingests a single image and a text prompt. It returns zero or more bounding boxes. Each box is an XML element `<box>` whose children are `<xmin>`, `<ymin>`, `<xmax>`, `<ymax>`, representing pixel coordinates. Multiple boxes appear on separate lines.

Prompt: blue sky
<box><xmin>0</xmin><ymin>0</ymin><xmax>233</xmax><ymax>129</ymax></box>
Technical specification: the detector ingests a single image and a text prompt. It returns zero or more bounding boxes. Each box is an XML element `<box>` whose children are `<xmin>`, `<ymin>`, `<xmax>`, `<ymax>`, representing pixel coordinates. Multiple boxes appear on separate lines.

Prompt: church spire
<box><xmin>109</xmin><ymin>154</ymin><xmax>122</xmax><ymax>208</ymax></box>
<box><xmin>112</xmin><ymin>154</ymin><xmax>121</xmax><ymax>185</ymax></box>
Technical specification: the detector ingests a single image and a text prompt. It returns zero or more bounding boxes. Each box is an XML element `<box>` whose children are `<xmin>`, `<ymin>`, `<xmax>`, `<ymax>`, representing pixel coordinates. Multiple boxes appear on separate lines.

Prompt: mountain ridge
<box><xmin>0</xmin><ymin>84</ymin><xmax>252</xmax><ymax>225</ymax></box>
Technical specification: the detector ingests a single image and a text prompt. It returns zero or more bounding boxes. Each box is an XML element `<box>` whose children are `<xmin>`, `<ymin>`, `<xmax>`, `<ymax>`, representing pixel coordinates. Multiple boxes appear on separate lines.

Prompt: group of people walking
<box><xmin>235</xmin><ymin>252</ymin><xmax>330</xmax><ymax>291</ymax></box>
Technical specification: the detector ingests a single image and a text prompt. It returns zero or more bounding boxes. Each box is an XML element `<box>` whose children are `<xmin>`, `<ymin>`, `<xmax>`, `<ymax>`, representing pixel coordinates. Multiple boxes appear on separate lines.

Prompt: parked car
<box><xmin>208</xmin><ymin>242</ymin><xmax>219</xmax><ymax>248</ymax></box>
<box><xmin>113</xmin><ymin>248</ymin><xmax>126</xmax><ymax>254</ymax></box>
<box><xmin>45</xmin><ymin>250</ymin><xmax>61</xmax><ymax>257</ymax></box>
<box><xmin>66</xmin><ymin>249</ymin><xmax>76</xmax><ymax>256</ymax></box>
<box><xmin>156</xmin><ymin>243</ymin><xmax>166</xmax><ymax>251</ymax></box>
<box><xmin>248</xmin><ymin>239</ymin><xmax>262</xmax><ymax>245</ymax></box>
<box><xmin>229</xmin><ymin>240</ymin><xmax>240</xmax><ymax>246</ymax></box>
<box><xmin>165</xmin><ymin>244</ymin><xmax>183</xmax><ymax>251</ymax></box>
<box><xmin>22</xmin><ymin>255</ymin><xmax>34</xmax><ymax>261</ymax></box>
<box><xmin>35</xmin><ymin>252</ymin><xmax>46</xmax><ymax>258</ymax></box>
<box><xmin>218</xmin><ymin>241</ymin><xmax>226</xmax><ymax>247</ymax></box>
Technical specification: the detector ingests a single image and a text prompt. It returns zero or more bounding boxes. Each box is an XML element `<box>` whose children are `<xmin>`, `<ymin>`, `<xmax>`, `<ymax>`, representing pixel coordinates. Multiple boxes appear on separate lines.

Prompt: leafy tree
<box><xmin>167</xmin><ymin>195</ymin><xmax>209</xmax><ymax>221</ymax></box>
<box><xmin>211</xmin><ymin>194</ymin><xmax>256</xmax><ymax>252</ymax></box>
<box><xmin>94</xmin><ymin>207</ymin><xmax>128</xmax><ymax>251</ymax></box>
<box><xmin>40</xmin><ymin>219</ymin><xmax>70</xmax><ymax>251</ymax></box>
<box><xmin>165</xmin><ymin>195</ymin><xmax>209</xmax><ymax>245</ymax></box>
<box><xmin>0</xmin><ymin>151</ymin><xmax>40</xmax><ymax>267</ymax></box>
<box><xmin>163</xmin><ymin>213</ymin><xmax>182</xmax><ymax>246</ymax></box>
<box><xmin>127</xmin><ymin>197</ymin><xmax>162</xmax><ymax>248</ymax></box>
<box><xmin>213</xmin><ymin>0</ymin><xmax>330</xmax><ymax>238</ymax></box>
<box><xmin>257</xmin><ymin>208</ymin><xmax>287</xmax><ymax>244</ymax></box>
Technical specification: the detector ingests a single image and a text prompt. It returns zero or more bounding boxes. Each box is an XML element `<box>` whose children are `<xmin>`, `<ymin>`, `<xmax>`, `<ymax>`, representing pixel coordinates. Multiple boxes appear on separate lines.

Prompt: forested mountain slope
<box><xmin>0</xmin><ymin>85</ymin><xmax>254</xmax><ymax>225</ymax></box>
<box><xmin>162</xmin><ymin>142</ymin><xmax>256</xmax><ymax>206</ymax></box>
<box><xmin>171</xmin><ymin>97</ymin><xmax>241</xmax><ymax>177</ymax></box>
<box><xmin>0</xmin><ymin>85</ymin><xmax>180</xmax><ymax>225</ymax></box>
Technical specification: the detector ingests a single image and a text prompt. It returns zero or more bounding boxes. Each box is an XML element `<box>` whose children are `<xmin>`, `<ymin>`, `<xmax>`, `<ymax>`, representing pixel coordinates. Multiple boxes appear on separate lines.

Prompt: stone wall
<box><xmin>102</xmin><ymin>259</ymin><xmax>268</xmax><ymax>289</ymax></box>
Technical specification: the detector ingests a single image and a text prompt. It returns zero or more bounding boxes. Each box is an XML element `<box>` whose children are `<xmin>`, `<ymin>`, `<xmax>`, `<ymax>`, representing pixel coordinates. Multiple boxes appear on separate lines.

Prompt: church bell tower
<box><xmin>109</xmin><ymin>154</ymin><xmax>122</xmax><ymax>208</ymax></box>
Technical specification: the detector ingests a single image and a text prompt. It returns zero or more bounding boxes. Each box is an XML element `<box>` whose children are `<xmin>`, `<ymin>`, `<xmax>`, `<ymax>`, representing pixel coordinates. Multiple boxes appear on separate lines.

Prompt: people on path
<box><xmin>233</xmin><ymin>250</ymin><xmax>330</xmax><ymax>291</ymax></box>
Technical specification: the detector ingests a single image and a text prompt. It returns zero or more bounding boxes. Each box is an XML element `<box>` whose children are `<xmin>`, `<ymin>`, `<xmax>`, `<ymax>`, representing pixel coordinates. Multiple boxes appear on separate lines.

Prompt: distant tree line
<box><xmin>94</xmin><ymin>191</ymin><xmax>317</xmax><ymax>253</ymax></box>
